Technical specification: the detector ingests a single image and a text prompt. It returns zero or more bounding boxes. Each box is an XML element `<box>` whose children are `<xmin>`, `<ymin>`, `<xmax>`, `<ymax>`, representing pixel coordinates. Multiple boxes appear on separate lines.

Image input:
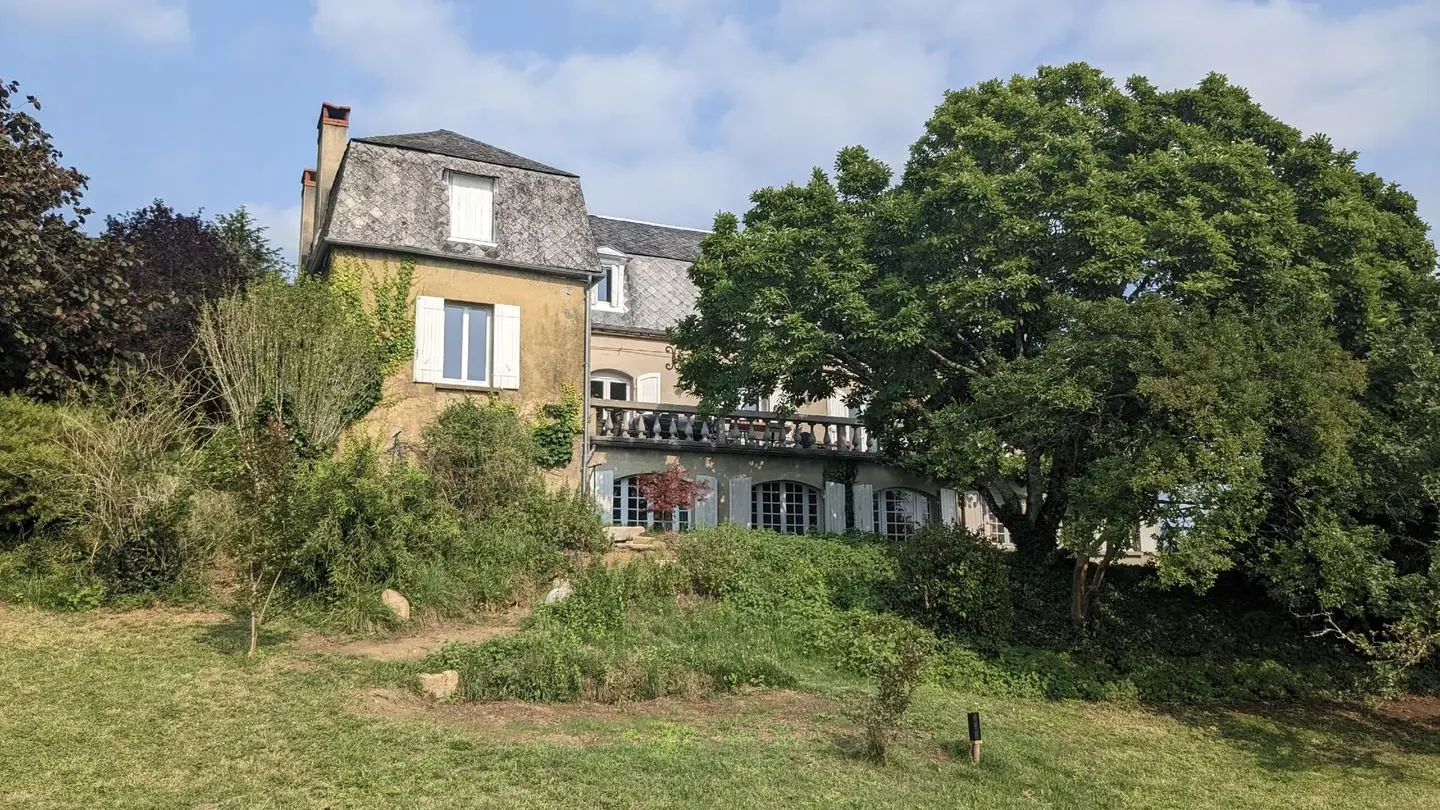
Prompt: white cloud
<box><xmin>1078</xmin><ymin>0</ymin><xmax>1440</xmax><ymax>150</ymax></box>
<box><xmin>243</xmin><ymin>203</ymin><xmax>301</xmax><ymax>268</ymax></box>
<box><xmin>0</xmin><ymin>0</ymin><xmax>190</xmax><ymax>45</ymax></box>
<box><xmin>307</xmin><ymin>0</ymin><xmax>1439</xmax><ymax>233</ymax></box>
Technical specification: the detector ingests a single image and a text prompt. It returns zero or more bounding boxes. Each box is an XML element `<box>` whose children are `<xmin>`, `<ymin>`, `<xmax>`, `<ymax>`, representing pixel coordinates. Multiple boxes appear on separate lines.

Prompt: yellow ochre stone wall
<box><xmin>330</xmin><ymin>246</ymin><xmax>588</xmax><ymax>484</ymax></box>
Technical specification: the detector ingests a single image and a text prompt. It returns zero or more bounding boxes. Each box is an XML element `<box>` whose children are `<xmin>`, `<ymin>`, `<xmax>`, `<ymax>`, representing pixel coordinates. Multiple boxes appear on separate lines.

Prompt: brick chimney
<box><xmin>298</xmin><ymin>168</ymin><xmax>317</xmax><ymax>269</ymax></box>
<box><xmin>312</xmin><ymin>102</ymin><xmax>351</xmax><ymax>264</ymax></box>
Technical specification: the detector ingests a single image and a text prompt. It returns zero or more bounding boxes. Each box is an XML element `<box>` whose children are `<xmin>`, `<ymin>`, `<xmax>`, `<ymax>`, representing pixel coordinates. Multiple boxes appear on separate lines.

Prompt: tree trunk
<box><xmin>1070</xmin><ymin>558</ymin><xmax>1090</xmax><ymax>628</ymax></box>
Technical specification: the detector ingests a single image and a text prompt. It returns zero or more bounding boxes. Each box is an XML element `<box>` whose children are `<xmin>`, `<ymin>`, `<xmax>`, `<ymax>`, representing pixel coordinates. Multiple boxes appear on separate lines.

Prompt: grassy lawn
<box><xmin>1</xmin><ymin>605</ymin><xmax>1437</xmax><ymax>810</ymax></box>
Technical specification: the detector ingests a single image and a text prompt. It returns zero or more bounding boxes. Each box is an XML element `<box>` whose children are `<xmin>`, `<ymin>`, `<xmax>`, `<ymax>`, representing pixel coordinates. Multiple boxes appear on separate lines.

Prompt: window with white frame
<box><xmin>590</xmin><ymin>371</ymin><xmax>631</xmax><ymax>402</ymax></box>
<box><xmin>441</xmin><ymin>301</ymin><xmax>492</xmax><ymax>385</ymax></box>
<box><xmin>982</xmin><ymin>501</ymin><xmax>1011</xmax><ymax>547</ymax></box>
<box><xmin>592</xmin><ymin>262</ymin><xmax>625</xmax><ymax>311</ymax></box>
<box><xmin>752</xmin><ymin>480</ymin><xmax>820</xmax><ymax>534</ymax></box>
<box><xmin>613</xmin><ymin>475</ymin><xmax>691</xmax><ymax>530</ymax></box>
<box><xmin>447</xmin><ymin>171</ymin><xmax>495</xmax><ymax>244</ymax></box>
<box><xmin>874</xmin><ymin>488</ymin><xmax>931</xmax><ymax>540</ymax></box>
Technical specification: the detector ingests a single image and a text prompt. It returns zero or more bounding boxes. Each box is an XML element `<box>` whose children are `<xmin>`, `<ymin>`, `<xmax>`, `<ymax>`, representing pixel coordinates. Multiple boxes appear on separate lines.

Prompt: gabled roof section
<box><xmin>355</xmin><ymin>129</ymin><xmax>577</xmax><ymax>177</ymax></box>
<box><xmin>589</xmin><ymin>215</ymin><xmax>708</xmax><ymax>262</ymax></box>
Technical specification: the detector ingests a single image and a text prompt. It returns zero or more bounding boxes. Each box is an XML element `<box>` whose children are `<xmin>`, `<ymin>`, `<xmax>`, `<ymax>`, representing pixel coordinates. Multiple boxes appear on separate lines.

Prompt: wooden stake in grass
<box><xmin>968</xmin><ymin>711</ymin><xmax>982</xmax><ymax>764</ymax></box>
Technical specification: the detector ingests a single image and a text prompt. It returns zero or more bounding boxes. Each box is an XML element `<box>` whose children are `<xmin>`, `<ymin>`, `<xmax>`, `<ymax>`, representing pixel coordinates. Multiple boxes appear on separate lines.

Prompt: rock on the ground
<box><xmin>417</xmin><ymin>670</ymin><xmax>459</xmax><ymax>700</ymax></box>
<box><xmin>544</xmin><ymin>579</ymin><xmax>573</xmax><ymax>604</ymax></box>
<box><xmin>604</xmin><ymin>525</ymin><xmax>648</xmax><ymax>542</ymax></box>
<box><xmin>380</xmin><ymin>588</ymin><xmax>411</xmax><ymax>622</ymax></box>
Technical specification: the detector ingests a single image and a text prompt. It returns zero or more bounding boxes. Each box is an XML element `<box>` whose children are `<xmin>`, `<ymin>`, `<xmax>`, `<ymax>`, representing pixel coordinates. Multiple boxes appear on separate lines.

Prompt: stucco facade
<box><xmin>326</xmin><ymin>246</ymin><xmax>588</xmax><ymax>483</ymax></box>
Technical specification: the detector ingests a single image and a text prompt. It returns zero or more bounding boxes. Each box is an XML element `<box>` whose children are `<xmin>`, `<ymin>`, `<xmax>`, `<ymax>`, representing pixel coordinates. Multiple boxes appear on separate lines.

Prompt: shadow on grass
<box><xmin>1153</xmin><ymin>700</ymin><xmax>1440</xmax><ymax>779</ymax></box>
<box><xmin>192</xmin><ymin>613</ymin><xmax>299</xmax><ymax>656</ymax></box>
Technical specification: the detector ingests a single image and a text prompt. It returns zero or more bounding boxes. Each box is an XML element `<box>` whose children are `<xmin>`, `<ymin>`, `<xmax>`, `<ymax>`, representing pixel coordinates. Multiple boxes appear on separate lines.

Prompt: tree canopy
<box><xmin>674</xmin><ymin>63</ymin><xmax>1439</xmax><ymax>643</ymax></box>
<box><xmin>0</xmin><ymin>78</ymin><xmax>141</xmax><ymax>398</ymax></box>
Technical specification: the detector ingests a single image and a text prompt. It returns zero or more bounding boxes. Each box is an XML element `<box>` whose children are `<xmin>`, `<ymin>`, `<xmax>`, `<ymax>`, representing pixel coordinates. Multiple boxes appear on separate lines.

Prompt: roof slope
<box><xmin>355</xmin><ymin>130</ymin><xmax>576</xmax><ymax>177</ymax></box>
<box><xmin>589</xmin><ymin>215</ymin><xmax>707</xmax><ymax>262</ymax></box>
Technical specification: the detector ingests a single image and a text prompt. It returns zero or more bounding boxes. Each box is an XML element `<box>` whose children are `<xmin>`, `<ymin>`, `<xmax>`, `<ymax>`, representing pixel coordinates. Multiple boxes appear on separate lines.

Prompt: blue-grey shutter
<box><xmin>729</xmin><ymin>476</ymin><xmax>752</xmax><ymax>528</ymax></box>
<box><xmin>591</xmin><ymin>469</ymin><xmax>614</xmax><ymax>524</ymax></box>
<box><xmin>824</xmin><ymin>481</ymin><xmax>846</xmax><ymax>534</ymax></box>
<box><xmin>852</xmin><ymin>483</ymin><xmax>875</xmax><ymax>533</ymax></box>
<box><xmin>694</xmin><ymin>475</ymin><xmax>718</xmax><ymax>527</ymax></box>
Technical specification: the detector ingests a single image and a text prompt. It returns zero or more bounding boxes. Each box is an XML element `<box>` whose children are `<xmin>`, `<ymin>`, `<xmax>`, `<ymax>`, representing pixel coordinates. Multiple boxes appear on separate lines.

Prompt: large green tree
<box><xmin>674</xmin><ymin>64</ymin><xmax>1438</xmax><ymax>638</ymax></box>
<box><xmin>0</xmin><ymin>78</ymin><xmax>141</xmax><ymax>397</ymax></box>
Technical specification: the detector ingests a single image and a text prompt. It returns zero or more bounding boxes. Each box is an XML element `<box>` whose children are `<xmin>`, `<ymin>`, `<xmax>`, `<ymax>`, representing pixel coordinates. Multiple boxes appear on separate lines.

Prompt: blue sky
<box><xmin>2</xmin><ymin>0</ymin><xmax>1436</xmax><ymax>264</ymax></box>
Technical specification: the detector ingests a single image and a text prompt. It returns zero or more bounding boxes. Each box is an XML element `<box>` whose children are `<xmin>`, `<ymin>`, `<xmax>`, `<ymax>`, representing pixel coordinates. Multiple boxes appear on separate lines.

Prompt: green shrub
<box><xmin>418</xmin><ymin>399</ymin><xmax>542</xmax><ymax>521</ymax></box>
<box><xmin>851</xmin><ymin>614</ymin><xmax>936</xmax><ymax>763</ymax></box>
<box><xmin>0</xmin><ymin>394</ymin><xmax>67</xmax><ymax>541</ymax></box>
<box><xmin>895</xmin><ymin>523</ymin><xmax>1013</xmax><ymax>640</ymax></box>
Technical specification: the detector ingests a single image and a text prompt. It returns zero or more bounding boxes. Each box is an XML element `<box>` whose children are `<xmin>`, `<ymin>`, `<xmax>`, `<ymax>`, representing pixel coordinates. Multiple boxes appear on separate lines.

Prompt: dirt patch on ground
<box><xmin>1376</xmin><ymin>695</ymin><xmax>1440</xmax><ymax>732</ymax></box>
<box><xmin>351</xmin><ymin>686</ymin><xmax>843</xmax><ymax>745</ymax></box>
<box><xmin>296</xmin><ymin>613</ymin><xmax>523</xmax><ymax>662</ymax></box>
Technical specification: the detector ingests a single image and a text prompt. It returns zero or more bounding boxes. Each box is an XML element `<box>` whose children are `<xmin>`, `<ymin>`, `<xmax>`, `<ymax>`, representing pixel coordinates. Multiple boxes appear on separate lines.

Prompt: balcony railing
<box><xmin>590</xmin><ymin>399</ymin><xmax>878</xmax><ymax>457</ymax></box>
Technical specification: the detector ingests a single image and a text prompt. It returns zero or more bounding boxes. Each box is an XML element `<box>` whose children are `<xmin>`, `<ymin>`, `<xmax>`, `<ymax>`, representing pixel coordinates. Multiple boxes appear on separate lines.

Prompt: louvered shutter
<box><xmin>591</xmin><ymin>469</ymin><xmax>614</xmax><ymax>524</ymax></box>
<box><xmin>824</xmin><ymin>481</ymin><xmax>847</xmax><ymax>534</ymax></box>
<box><xmin>694</xmin><ymin>475</ymin><xmax>718</xmax><ymax>527</ymax></box>
<box><xmin>852</xmin><ymin>483</ymin><xmax>875</xmax><ymax>533</ymax></box>
<box><xmin>493</xmin><ymin>304</ymin><xmax>521</xmax><ymax>389</ymax></box>
<box><xmin>940</xmin><ymin>488</ymin><xmax>959</xmax><ymax>526</ymax></box>
<box><xmin>412</xmin><ymin>295</ymin><xmax>446</xmax><ymax>383</ymax></box>
<box><xmin>729</xmin><ymin>476</ymin><xmax>752</xmax><ymax>528</ymax></box>
<box><xmin>636</xmin><ymin>373</ymin><xmax>661</xmax><ymax>403</ymax></box>
<box><xmin>449</xmin><ymin>173</ymin><xmax>494</xmax><ymax>242</ymax></box>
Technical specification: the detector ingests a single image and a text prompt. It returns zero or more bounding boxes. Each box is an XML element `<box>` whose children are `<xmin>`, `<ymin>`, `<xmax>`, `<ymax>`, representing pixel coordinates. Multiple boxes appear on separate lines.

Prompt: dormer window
<box><xmin>447</xmin><ymin>171</ymin><xmax>495</xmax><ymax>244</ymax></box>
<box><xmin>592</xmin><ymin>247</ymin><xmax>628</xmax><ymax>312</ymax></box>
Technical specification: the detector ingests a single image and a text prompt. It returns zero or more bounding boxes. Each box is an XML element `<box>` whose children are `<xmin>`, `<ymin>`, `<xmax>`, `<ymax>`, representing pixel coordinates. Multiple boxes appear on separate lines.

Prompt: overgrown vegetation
<box><xmin>424</xmin><ymin>526</ymin><xmax>1400</xmax><ymax>716</ymax></box>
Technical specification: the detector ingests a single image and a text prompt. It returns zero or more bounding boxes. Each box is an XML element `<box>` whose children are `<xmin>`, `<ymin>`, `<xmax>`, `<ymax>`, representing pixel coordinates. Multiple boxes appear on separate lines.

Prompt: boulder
<box><xmin>604</xmin><ymin>525</ymin><xmax>648</xmax><ymax>543</ymax></box>
<box><xmin>380</xmin><ymin>588</ymin><xmax>411</xmax><ymax>622</ymax></box>
<box><xmin>417</xmin><ymin>670</ymin><xmax>459</xmax><ymax>700</ymax></box>
<box><xmin>544</xmin><ymin>579</ymin><xmax>574</xmax><ymax>604</ymax></box>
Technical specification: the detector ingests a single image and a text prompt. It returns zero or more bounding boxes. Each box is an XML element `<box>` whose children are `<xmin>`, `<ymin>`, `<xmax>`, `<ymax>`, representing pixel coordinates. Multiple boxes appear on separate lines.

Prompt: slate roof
<box><xmin>355</xmin><ymin>130</ymin><xmax>577</xmax><ymax>177</ymax></box>
<box><xmin>589</xmin><ymin>216</ymin><xmax>710</xmax><ymax>333</ymax></box>
<box><xmin>589</xmin><ymin>215</ymin><xmax>707</xmax><ymax>262</ymax></box>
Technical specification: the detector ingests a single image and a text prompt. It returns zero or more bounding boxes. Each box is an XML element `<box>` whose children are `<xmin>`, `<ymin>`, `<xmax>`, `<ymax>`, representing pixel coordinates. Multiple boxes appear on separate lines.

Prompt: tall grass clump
<box><xmin>36</xmin><ymin>374</ymin><xmax>206</xmax><ymax>597</ymax></box>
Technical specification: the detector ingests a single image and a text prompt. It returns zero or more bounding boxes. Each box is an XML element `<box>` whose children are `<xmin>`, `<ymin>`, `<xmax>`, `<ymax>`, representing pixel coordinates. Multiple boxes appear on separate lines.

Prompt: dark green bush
<box><xmin>0</xmin><ymin>394</ymin><xmax>67</xmax><ymax>541</ymax></box>
<box><xmin>895</xmin><ymin>523</ymin><xmax>1013</xmax><ymax>640</ymax></box>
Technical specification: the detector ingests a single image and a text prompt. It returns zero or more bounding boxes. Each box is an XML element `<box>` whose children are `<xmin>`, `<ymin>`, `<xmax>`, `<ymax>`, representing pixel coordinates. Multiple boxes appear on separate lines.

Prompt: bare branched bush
<box><xmin>197</xmin><ymin>275</ymin><xmax>381</xmax><ymax>451</ymax></box>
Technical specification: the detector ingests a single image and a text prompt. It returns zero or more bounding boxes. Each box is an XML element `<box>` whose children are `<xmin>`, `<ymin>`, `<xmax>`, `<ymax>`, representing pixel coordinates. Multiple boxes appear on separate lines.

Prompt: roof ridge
<box><xmin>590</xmin><ymin>214</ymin><xmax>711</xmax><ymax>233</ymax></box>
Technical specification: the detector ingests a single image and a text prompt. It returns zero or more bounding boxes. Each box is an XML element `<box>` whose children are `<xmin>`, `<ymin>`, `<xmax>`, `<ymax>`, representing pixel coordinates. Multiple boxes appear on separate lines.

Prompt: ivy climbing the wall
<box><xmin>532</xmin><ymin>384</ymin><xmax>581</xmax><ymax>468</ymax></box>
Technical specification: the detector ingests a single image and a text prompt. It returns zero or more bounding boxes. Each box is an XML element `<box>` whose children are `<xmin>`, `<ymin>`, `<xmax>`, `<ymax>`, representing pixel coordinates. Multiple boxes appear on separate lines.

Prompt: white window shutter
<box><xmin>494</xmin><ymin>304</ymin><xmax>521</xmax><ymax>389</ymax></box>
<box><xmin>591</xmin><ymin>469</ymin><xmax>614</xmax><ymax>524</ymax></box>
<box><xmin>826</xmin><ymin>395</ymin><xmax>849</xmax><ymax>418</ymax></box>
<box><xmin>852</xmin><ymin>483</ymin><xmax>875</xmax><ymax>533</ymax></box>
<box><xmin>636</xmin><ymin>373</ymin><xmax>661</xmax><ymax>403</ymax></box>
<box><xmin>940</xmin><ymin>488</ymin><xmax>959</xmax><ymax>526</ymax></box>
<box><xmin>412</xmin><ymin>295</ymin><xmax>446</xmax><ymax>383</ymax></box>
<box><xmin>729</xmin><ymin>476</ymin><xmax>752</xmax><ymax>528</ymax></box>
<box><xmin>449</xmin><ymin>173</ymin><xmax>494</xmax><ymax>242</ymax></box>
<box><xmin>824</xmin><ymin>481</ymin><xmax>846</xmax><ymax>534</ymax></box>
<box><xmin>694</xmin><ymin>475</ymin><xmax>718</xmax><ymax>527</ymax></box>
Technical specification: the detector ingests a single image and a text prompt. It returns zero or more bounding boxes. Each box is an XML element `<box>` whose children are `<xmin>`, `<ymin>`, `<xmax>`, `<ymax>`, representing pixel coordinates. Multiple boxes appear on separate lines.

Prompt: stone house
<box><xmin>297</xmin><ymin>102</ymin><xmax>1156</xmax><ymax>551</ymax></box>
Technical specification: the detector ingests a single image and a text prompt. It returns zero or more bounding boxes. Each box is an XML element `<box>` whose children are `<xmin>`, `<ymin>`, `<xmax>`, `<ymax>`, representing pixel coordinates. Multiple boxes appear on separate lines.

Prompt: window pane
<box><xmin>466</xmin><ymin>306</ymin><xmax>490</xmax><ymax>382</ymax></box>
<box><xmin>591</xmin><ymin>380</ymin><xmax>606</xmax><ymax>400</ymax></box>
<box><xmin>610</xmin><ymin>381</ymin><xmax>629</xmax><ymax>401</ymax></box>
<box><xmin>595</xmin><ymin>268</ymin><xmax>611</xmax><ymax>304</ymax></box>
<box><xmin>443</xmin><ymin>303</ymin><xmax>464</xmax><ymax>380</ymax></box>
